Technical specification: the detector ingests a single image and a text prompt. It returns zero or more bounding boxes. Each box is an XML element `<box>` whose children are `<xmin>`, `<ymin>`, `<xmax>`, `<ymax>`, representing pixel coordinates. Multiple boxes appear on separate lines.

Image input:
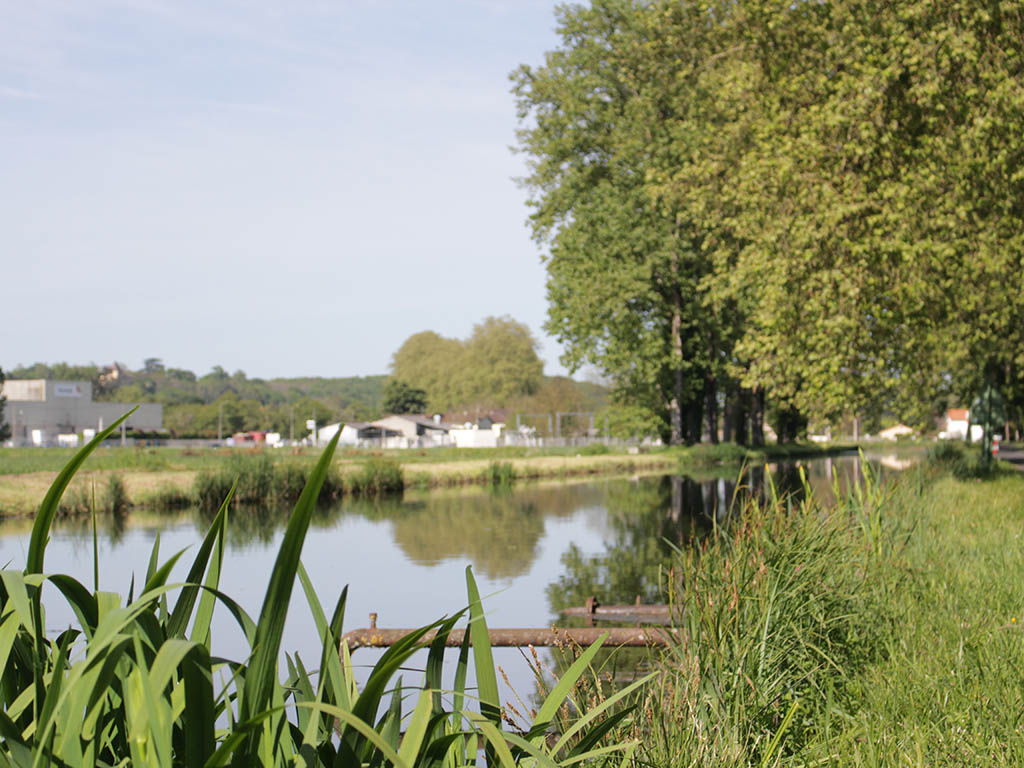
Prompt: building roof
<box><xmin>947</xmin><ymin>408</ymin><xmax>969</xmax><ymax>420</ymax></box>
<box><xmin>375</xmin><ymin>414</ymin><xmax>453</xmax><ymax>432</ymax></box>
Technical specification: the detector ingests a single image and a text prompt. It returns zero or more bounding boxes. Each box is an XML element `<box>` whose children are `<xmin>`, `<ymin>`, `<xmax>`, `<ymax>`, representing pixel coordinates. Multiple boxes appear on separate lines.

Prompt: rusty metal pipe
<box><xmin>340</xmin><ymin>626</ymin><xmax>679</xmax><ymax>651</ymax></box>
<box><xmin>559</xmin><ymin>598</ymin><xmax>678</xmax><ymax>625</ymax></box>
<box><xmin>560</xmin><ymin>605</ymin><xmax>674</xmax><ymax>618</ymax></box>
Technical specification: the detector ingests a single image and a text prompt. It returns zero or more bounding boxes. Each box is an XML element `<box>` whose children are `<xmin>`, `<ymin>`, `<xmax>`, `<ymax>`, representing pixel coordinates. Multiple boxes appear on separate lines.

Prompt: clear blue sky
<box><xmin>1</xmin><ymin>0</ymin><xmax>569</xmax><ymax>379</ymax></box>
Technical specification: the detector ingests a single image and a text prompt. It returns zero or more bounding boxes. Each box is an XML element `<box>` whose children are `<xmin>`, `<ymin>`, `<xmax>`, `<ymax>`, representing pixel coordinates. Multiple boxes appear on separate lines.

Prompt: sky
<box><xmin>1</xmin><ymin>0</ymin><xmax>571</xmax><ymax>380</ymax></box>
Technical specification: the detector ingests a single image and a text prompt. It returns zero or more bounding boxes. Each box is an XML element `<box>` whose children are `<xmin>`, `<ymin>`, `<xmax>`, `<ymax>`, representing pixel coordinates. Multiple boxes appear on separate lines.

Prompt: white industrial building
<box><xmin>2</xmin><ymin>380</ymin><xmax>162</xmax><ymax>447</ymax></box>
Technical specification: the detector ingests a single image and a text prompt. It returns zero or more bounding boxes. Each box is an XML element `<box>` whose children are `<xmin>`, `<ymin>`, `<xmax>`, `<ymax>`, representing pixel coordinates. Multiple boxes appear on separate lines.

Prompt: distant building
<box><xmin>939</xmin><ymin>408</ymin><xmax>983</xmax><ymax>442</ymax></box>
<box><xmin>317</xmin><ymin>421</ymin><xmax>401</xmax><ymax>446</ymax></box>
<box><xmin>445</xmin><ymin>410</ymin><xmax>508</xmax><ymax>448</ymax></box>
<box><xmin>1</xmin><ymin>379</ymin><xmax>162</xmax><ymax>446</ymax></box>
<box><xmin>877</xmin><ymin>424</ymin><xmax>916</xmax><ymax>441</ymax></box>
<box><xmin>371</xmin><ymin>414</ymin><xmax>452</xmax><ymax>447</ymax></box>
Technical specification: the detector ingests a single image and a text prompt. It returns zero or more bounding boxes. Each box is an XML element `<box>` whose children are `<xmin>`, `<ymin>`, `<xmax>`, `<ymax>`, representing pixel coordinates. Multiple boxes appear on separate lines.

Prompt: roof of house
<box><xmin>947</xmin><ymin>408</ymin><xmax>969</xmax><ymax>420</ymax></box>
<box><xmin>442</xmin><ymin>409</ymin><xmax>510</xmax><ymax>426</ymax></box>
<box><xmin>376</xmin><ymin>414</ymin><xmax>453</xmax><ymax>431</ymax></box>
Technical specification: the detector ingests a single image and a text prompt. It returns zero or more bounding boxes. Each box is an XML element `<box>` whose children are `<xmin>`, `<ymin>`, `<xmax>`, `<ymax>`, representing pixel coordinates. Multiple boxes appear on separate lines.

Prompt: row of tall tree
<box><xmin>514</xmin><ymin>0</ymin><xmax>1024</xmax><ymax>444</ymax></box>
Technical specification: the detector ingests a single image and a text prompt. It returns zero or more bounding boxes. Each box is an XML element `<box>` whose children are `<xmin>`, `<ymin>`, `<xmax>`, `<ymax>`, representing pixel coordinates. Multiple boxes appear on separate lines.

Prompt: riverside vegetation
<box><xmin>3</xmin><ymin>412</ymin><xmax>1023</xmax><ymax>763</ymax></box>
<box><xmin>541</xmin><ymin>446</ymin><xmax>1024</xmax><ymax>765</ymax></box>
<box><xmin>0</xmin><ymin>413</ymin><xmax>647</xmax><ymax>766</ymax></box>
<box><xmin>0</xmin><ymin>440</ymin><xmax>847</xmax><ymax>516</ymax></box>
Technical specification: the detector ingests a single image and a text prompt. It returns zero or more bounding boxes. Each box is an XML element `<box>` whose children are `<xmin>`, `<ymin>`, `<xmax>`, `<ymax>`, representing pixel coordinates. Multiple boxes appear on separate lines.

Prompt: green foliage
<box><xmin>596</xmin><ymin>404</ymin><xmax>661</xmax><ymax>440</ymax></box>
<box><xmin>515</xmin><ymin>0</ymin><xmax>1024</xmax><ymax>439</ymax></box>
<box><xmin>0</xmin><ymin>367</ymin><xmax>11</xmax><ymax>443</ymax></box>
<box><xmin>483</xmin><ymin>461</ymin><xmax>517</xmax><ymax>487</ymax></box>
<box><xmin>391</xmin><ymin>316</ymin><xmax>544</xmax><ymax>411</ymax></box>
<box><xmin>0</xmin><ymin>427</ymin><xmax>643</xmax><ymax>766</ymax></box>
<box><xmin>348</xmin><ymin>458</ymin><xmax>405</xmax><ymax>496</ymax></box>
<box><xmin>926</xmin><ymin>439</ymin><xmax>1001</xmax><ymax>480</ymax></box>
<box><xmin>381</xmin><ymin>379</ymin><xmax>428</xmax><ymax>414</ymax></box>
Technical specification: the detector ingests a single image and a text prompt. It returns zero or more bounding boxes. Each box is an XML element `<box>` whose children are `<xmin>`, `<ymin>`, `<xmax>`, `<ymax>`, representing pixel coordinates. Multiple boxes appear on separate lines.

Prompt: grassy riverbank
<box><xmin>0</xmin><ymin>440</ymin><xmax>855</xmax><ymax>515</ymax></box>
<box><xmin>618</xmin><ymin>457</ymin><xmax>1024</xmax><ymax>765</ymax></box>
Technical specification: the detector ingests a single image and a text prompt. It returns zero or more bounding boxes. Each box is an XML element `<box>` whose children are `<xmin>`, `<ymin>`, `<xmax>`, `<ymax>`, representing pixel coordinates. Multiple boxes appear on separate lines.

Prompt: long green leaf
<box><xmin>235</xmin><ymin>428</ymin><xmax>342</xmax><ymax>760</ymax></box>
<box><xmin>27</xmin><ymin>408</ymin><xmax>134</xmax><ymax>575</ymax></box>
<box><xmin>532</xmin><ymin>633</ymin><xmax>606</xmax><ymax>740</ymax></box>
<box><xmin>167</xmin><ymin>497</ymin><xmax>230</xmax><ymax>639</ymax></box>
<box><xmin>465</xmin><ymin>566</ymin><xmax>502</xmax><ymax>727</ymax></box>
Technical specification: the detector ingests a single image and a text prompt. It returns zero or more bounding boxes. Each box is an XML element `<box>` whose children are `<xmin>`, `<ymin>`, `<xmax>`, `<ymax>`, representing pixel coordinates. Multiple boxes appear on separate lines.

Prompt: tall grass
<box><xmin>615</xmin><ymin>456</ymin><xmax>1024</xmax><ymax>766</ymax></box>
<box><xmin>0</xmin><ymin>411</ymin><xmax>644</xmax><ymax>766</ymax></box>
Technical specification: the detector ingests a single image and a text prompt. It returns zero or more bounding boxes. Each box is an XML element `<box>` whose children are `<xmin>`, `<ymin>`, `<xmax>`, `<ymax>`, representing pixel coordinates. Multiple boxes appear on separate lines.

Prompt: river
<box><xmin>0</xmin><ymin>450</ymin><xmax>917</xmax><ymax>718</ymax></box>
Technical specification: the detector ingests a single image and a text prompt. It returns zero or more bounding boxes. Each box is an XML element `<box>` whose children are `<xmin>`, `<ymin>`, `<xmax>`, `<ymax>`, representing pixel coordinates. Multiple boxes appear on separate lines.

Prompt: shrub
<box><xmin>349</xmin><ymin>458</ymin><xmax>404</xmax><ymax>495</ymax></box>
<box><xmin>484</xmin><ymin>460</ymin><xmax>517</xmax><ymax>486</ymax></box>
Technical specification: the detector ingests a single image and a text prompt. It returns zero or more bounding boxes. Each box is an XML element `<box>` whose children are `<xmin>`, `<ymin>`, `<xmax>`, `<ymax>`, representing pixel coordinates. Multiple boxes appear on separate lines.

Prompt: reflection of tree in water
<box><xmin>546</xmin><ymin>456</ymin><xmax>881</xmax><ymax>616</ymax></box>
<box><xmin>548</xmin><ymin>476</ymin><xmax>718</xmax><ymax>612</ymax></box>
<box><xmin>343</xmin><ymin>484</ymin><xmax>606</xmax><ymax>581</ymax></box>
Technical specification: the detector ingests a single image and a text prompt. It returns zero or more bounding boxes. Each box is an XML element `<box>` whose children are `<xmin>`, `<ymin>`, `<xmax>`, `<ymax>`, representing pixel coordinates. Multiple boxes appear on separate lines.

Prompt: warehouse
<box><xmin>1</xmin><ymin>380</ymin><xmax>162</xmax><ymax>446</ymax></box>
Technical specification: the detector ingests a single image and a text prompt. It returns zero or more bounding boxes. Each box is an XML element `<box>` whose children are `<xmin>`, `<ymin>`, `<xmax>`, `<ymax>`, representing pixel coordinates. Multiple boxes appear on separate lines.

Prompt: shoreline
<box><xmin>0</xmin><ymin>441</ymin><xmax>876</xmax><ymax>517</ymax></box>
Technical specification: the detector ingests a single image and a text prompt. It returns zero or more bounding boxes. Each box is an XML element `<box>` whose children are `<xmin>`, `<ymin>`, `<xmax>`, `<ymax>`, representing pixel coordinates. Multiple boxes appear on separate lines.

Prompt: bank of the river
<box><xmin>627</xmin><ymin>458</ymin><xmax>1024</xmax><ymax>765</ymax></box>
<box><xmin>0</xmin><ymin>440</ymin><xmax>862</xmax><ymax>516</ymax></box>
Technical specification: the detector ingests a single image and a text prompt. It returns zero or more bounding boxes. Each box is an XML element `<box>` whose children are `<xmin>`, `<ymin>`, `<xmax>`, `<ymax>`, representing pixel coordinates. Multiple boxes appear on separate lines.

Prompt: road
<box><xmin>998</xmin><ymin>446</ymin><xmax>1024</xmax><ymax>472</ymax></box>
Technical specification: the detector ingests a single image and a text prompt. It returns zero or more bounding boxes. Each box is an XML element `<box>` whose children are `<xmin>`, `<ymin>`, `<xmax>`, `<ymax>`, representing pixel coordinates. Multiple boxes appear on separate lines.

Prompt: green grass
<box><xmin>623</xmin><ymin>456</ymin><xmax>1024</xmax><ymax>766</ymax></box>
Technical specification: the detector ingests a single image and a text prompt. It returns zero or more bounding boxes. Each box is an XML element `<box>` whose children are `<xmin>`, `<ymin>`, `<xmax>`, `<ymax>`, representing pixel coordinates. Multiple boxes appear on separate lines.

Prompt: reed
<box><xmin>347</xmin><ymin>457</ymin><xmax>404</xmax><ymax>495</ymax></box>
<box><xmin>484</xmin><ymin>460</ymin><xmax>518</xmax><ymax>486</ymax></box>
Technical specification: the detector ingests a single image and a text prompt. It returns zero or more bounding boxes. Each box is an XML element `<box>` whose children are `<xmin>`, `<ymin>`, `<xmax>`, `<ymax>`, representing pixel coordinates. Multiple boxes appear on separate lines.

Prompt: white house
<box><xmin>317</xmin><ymin>421</ymin><xmax>400</xmax><ymax>446</ymax></box>
<box><xmin>371</xmin><ymin>414</ymin><xmax>452</xmax><ymax>447</ymax></box>
<box><xmin>939</xmin><ymin>409</ymin><xmax>983</xmax><ymax>441</ymax></box>
<box><xmin>449</xmin><ymin>422</ymin><xmax>505</xmax><ymax>448</ymax></box>
<box><xmin>877</xmin><ymin>424</ymin><xmax>916</xmax><ymax>441</ymax></box>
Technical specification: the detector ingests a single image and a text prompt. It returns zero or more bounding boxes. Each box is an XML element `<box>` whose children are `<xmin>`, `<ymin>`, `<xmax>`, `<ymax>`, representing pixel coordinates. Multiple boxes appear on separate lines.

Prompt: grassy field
<box><xmin>0</xmin><ymin>440</ymin><xmax>855</xmax><ymax>515</ymax></box>
<box><xmin>614</xmin><ymin>456</ymin><xmax>1024</xmax><ymax>765</ymax></box>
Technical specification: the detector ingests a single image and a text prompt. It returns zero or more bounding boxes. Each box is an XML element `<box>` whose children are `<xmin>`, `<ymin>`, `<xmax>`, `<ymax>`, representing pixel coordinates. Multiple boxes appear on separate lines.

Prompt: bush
<box><xmin>484</xmin><ymin>460</ymin><xmax>517</xmax><ymax>486</ymax></box>
<box><xmin>926</xmin><ymin>439</ymin><xmax>996</xmax><ymax>479</ymax></box>
<box><xmin>348</xmin><ymin>458</ymin><xmax>404</xmax><ymax>495</ymax></box>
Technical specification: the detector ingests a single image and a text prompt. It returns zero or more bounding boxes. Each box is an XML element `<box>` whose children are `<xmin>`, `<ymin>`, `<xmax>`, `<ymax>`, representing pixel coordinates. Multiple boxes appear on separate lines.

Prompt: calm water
<box><xmin>0</xmin><ymin>451</ymin><xmax>914</xmax><ymax>714</ymax></box>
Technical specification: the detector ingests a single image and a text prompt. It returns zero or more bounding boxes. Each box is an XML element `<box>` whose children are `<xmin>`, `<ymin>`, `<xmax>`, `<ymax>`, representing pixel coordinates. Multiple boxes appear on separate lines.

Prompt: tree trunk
<box><xmin>732</xmin><ymin>388</ymin><xmax>749</xmax><ymax>446</ymax></box>
<box><xmin>669</xmin><ymin>275</ymin><xmax>684</xmax><ymax>445</ymax></box>
<box><xmin>722</xmin><ymin>382</ymin><xmax>733</xmax><ymax>443</ymax></box>
<box><xmin>685</xmin><ymin>397</ymin><xmax>703</xmax><ymax>445</ymax></box>
<box><xmin>704</xmin><ymin>375</ymin><xmax>718</xmax><ymax>444</ymax></box>
<box><xmin>750</xmin><ymin>386</ymin><xmax>764</xmax><ymax>446</ymax></box>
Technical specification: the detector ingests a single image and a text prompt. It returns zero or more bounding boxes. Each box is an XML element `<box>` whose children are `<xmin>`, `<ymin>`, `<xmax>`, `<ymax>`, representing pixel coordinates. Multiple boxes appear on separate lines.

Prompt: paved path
<box><xmin>998</xmin><ymin>447</ymin><xmax>1024</xmax><ymax>472</ymax></box>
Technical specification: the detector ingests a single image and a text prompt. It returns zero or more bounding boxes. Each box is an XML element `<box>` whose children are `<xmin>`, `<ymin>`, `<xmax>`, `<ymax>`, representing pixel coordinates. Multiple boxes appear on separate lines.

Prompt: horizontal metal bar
<box><xmin>340</xmin><ymin>626</ymin><xmax>679</xmax><ymax>650</ymax></box>
<box><xmin>560</xmin><ymin>605</ymin><xmax>673</xmax><ymax>617</ymax></box>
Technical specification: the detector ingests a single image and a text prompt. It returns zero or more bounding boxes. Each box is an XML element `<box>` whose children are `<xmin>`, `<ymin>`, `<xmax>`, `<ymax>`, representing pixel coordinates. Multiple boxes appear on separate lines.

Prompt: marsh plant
<box><xmin>0</xmin><ymin>413</ymin><xmax>643</xmax><ymax>766</ymax></box>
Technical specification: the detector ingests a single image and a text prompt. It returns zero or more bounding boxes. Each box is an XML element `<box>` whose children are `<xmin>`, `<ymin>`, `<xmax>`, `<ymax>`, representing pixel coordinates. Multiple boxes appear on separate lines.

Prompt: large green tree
<box><xmin>513</xmin><ymin>0</ymin><xmax>734</xmax><ymax>444</ymax></box>
<box><xmin>516</xmin><ymin>0</ymin><xmax>1024</xmax><ymax>439</ymax></box>
<box><xmin>390</xmin><ymin>316</ymin><xmax>543</xmax><ymax>411</ymax></box>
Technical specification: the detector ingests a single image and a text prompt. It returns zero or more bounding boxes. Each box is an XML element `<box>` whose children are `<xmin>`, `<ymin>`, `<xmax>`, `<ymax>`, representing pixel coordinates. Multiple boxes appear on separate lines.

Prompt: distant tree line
<box><xmin>514</xmin><ymin>0</ymin><xmax>1024</xmax><ymax>444</ymax></box>
<box><xmin>6</xmin><ymin>320</ymin><xmax>611</xmax><ymax>438</ymax></box>
<box><xmin>5</xmin><ymin>360</ymin><xmax>386</xmax><ymax>439</ymax></box>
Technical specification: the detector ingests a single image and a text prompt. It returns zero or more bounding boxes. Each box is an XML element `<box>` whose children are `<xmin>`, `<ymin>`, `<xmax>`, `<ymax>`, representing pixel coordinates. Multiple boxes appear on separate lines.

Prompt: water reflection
<box><xmin>547</xmin><ymin>452</ymin><xmax>913</xmax><ymax>614</ymax></box>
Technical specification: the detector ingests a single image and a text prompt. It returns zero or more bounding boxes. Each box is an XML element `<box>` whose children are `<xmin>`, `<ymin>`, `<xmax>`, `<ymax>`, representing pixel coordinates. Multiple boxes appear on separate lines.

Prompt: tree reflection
<box><xmin>341</xmin><ymin>483</ymin><xmax>605</xmax><ymax>580</ymax></box>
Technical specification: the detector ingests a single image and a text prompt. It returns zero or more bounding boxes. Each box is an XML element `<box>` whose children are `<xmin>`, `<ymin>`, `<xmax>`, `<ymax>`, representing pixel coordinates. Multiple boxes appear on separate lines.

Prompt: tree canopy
<box><xmin>514</xmin><ymin>0</ymin><xmax>1024</xmax><ymax>442</ymax></box>
<box><xmin>381</xmin><ymin>379</ymin><xmax>429</xmax><ymax>414</ymax></box>
<box><xmin>390</xmin><ymin>316</ymin><xmax>544</xmax><ymax>411</ymax></box>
